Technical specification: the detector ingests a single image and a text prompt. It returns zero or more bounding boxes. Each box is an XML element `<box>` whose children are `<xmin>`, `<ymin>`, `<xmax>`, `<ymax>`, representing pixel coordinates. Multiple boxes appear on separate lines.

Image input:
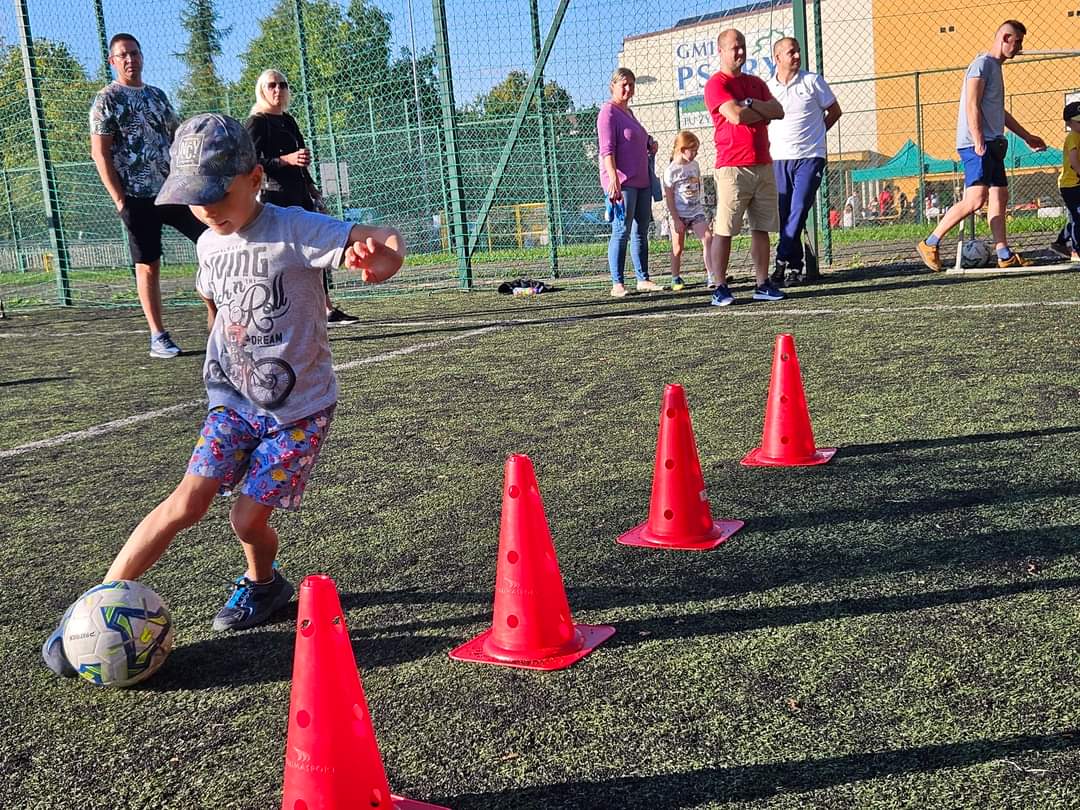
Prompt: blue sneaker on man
<box><xmin>752</xmin><ymin>283</ymin><xmax>786</xmax><ymax>302</ymax></box>
<box><xmin>149</xmin><ymin>331</ymin><xmax>182</xmax><ymax>359</ymax></box>
<box><xmin>710</xmin><ymin>284</ymin><xmax>735</xmax><ymax>307</ymax></box>
<box><xmin>41</xmin><ymin>603</ymin><xmax>77</xmax><ymax>678</ymax></box>
<box><xmin>212</xmin><ymin>569</ymin><xmax>295</xmax><ymax>631</ymax></box>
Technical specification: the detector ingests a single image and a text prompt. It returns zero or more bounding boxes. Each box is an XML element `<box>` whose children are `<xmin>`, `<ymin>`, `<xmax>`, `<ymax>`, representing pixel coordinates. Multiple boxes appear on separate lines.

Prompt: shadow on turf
<box><xmin>442</xmin><ymin>729</ymin><xmax>1080</xmax><ymax>808</ymax></box>
<box><xmin>145</xmin><ymin>626</ymin><xmax>451</xmax><ymax>690</ymax></box>
<box><xmin>839</xmin><ymin>425</ymin><xmax>1080</xmax><ymax>458</ymax></box>
<box><xmin>0</xmin><ymin>375</ymin><xmax>71</xmax><ymax>387</ymax></box>
<box><xmin>599</xmin><ymin>576</ymin><xmax>1080</xmax><ymax>648</ymax></box>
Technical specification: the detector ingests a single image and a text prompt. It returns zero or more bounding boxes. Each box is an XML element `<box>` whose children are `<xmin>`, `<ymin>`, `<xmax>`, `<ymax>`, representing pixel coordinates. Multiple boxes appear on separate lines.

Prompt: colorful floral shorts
<box><xmin>187</xmin><ymin>405</ymin><xmax>335</xmax><ymax>510</ymax></box>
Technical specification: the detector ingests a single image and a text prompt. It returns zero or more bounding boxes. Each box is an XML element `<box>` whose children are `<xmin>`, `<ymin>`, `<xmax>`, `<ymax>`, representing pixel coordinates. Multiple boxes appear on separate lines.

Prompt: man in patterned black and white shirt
<box><xmin>90</xmin><ymin>33</ymin><xmax>207</xmax><ymax>358</ymax></box>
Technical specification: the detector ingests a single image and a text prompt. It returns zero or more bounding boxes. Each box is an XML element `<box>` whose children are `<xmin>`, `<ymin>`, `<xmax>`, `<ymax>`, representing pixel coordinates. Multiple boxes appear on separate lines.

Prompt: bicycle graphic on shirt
<box><xmin>207</xmin><ymin>322</ymin><xmax>295</xmax><ymax>409</ymax></box>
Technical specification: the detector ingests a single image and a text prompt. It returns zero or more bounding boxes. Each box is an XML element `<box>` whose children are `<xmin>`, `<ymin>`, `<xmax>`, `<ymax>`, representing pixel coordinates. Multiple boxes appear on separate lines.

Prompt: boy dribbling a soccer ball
<box><xmin>43</xmin><ymin>113</ymin><xmax>404</xmax><ymax>676</ymax></box>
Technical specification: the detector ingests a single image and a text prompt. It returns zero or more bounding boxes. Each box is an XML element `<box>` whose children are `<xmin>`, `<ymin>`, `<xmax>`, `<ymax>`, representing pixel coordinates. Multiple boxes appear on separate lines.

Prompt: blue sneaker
<box><xmin>752</xmin><ymin>283</ymin><xmax>786</xmax><ymax>302</ymax></box>
<box><xmin>41</xmin><ymin>603</ymin><xmax>77</xmax><ymax>678</ymax></box>
<box><xmin>670</xmin><ymin>275</ymin><xmax>685</xmax><ymax>291</ymax></box>
<box><xmin>149</xmin><ymin>332</ymin><xmax>182</xmax><ymax>359</ymax></box>
<box><xmin>212</xmin><ymin>569</ymin><xmax>295</xmax><ymax>631</ymax></box>
<box><xmin>710</xmin><ymin>284</ymin><xmax>735</xmax><ymax>306</ymax></box>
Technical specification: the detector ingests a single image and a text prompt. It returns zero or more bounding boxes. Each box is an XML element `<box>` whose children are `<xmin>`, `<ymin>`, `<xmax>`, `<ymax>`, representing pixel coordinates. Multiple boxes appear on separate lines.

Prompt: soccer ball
<box><xmin>63</xmin><ymin>580</ymin><xmax>174</xmax><ymax>687</ymax></box>
<box><xmin>960</xmin><ymin>239</ymin><xmax>992</xmax><ymax>268</ymax></box>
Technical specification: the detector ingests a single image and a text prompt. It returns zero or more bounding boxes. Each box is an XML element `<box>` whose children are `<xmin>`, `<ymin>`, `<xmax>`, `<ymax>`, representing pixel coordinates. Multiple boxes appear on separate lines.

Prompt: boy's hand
<box><xmin>345</xmin><ymin>236</ymin><xmax>402</xmax><ymax>283</ymax></box>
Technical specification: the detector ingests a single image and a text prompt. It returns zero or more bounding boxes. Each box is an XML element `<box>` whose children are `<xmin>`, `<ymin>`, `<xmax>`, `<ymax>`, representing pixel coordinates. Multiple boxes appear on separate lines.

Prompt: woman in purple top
<box><xmin>597</xmin><ymin>67</ymin><xmax>661</xmax><ymax>297</ymax></box>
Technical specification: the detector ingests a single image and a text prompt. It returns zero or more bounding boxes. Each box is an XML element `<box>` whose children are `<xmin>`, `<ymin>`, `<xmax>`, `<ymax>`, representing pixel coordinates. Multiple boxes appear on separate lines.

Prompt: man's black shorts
<box><xmin>118</xmin><ymin>196</ymin><xmax>207</xmax><ymax>265</ymax></box>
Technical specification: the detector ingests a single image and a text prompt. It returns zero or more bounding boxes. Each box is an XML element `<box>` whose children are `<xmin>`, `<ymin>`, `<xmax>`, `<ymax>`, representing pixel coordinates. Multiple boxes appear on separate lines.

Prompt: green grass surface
<box><xmin>1</xmin><ymin>261</ymin><xmax>1079</xmax><ymax>808</ymax></box>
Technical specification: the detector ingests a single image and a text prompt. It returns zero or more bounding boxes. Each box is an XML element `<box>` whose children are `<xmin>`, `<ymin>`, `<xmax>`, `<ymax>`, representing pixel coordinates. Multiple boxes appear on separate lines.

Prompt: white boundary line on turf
<box><xmin>0</xmin><ymin>325</ymin><xmax>502</xmax><ymax>460</ymax></box>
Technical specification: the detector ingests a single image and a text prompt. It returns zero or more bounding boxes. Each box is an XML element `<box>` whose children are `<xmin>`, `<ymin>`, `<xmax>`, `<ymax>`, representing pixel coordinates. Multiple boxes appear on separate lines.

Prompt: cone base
<box><xmin>740</xmin><ymin>446</ymin><xmax>837</xmax><ymax>468</ymax></box>
<box><xmin>392</xmin><ymin>797</ymin><xmax>452</xmax><ymax>810</ymax></box>
<box><xmin>617</xmin><ymin>519</ymin><xmax>743</xmax><ymax>550</ymax></box>
<box><xmin>448</xmin><ymin>623</ymin><xmax>615</xmax><ymax>671</ymax></box>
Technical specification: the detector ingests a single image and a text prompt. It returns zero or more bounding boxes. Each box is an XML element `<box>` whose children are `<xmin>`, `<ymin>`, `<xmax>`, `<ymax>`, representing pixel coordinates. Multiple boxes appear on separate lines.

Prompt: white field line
<box><xmin>0</xmin><ymin>325</ymin><xmax>502</xmax><ymax>460</ymax></box>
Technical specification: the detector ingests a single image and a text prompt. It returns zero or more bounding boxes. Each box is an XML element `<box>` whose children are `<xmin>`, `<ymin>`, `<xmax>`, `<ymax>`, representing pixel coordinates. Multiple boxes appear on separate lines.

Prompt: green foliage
<box><xmin>174</xmin><ymin>0</ymin><xmax>232</xmax><ymax>117</ymax></box>
<box><xmin>0</xmin><ymin>39</ymin><xmax>96</xmax><ymax>168</ymax></box>
<box><xmin>474</xmin><ymin>69</ymin><xmax>575</xmax><ymax>118</ymax></box>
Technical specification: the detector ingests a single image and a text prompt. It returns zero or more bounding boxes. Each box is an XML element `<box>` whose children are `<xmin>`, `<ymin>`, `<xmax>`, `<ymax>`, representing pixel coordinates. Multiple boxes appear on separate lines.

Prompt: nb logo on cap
<box><xmin>176</xmin><ymin>134</ymin><xmax>204</xmax><ymax>169</ymax></box>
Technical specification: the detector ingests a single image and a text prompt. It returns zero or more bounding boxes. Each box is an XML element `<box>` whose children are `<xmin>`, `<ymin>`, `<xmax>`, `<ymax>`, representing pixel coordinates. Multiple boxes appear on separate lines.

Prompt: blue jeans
<box><xmin>773</xmin><ymin>157</ymin><xmax>825</xmax><ymax>271</ymax></box>
<box><xmin>608</xmin><ymin>186</ymin><xmax>652</xmax><ymax>284</ymax></box>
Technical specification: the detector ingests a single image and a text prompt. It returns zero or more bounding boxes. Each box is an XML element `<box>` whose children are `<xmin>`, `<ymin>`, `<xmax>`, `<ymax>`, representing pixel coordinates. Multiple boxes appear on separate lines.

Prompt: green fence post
<box><xmin>548</xmin><ymin>113</ymin><xmax>564</xmax><ymax>246</ymax></box>
<box><xmin>2</xmin><ymin>167</ymin><xmax>17</xmax><ymax>246</ymax></box>
<box><xmin>324</xmin><ymin>95</ymin><xmax>344</xmax><ymax>218</ymax></box>
<box><xmin>530</xmin><ymin>0</ymin><xmax>558</xmax><ymax>276</ymax></box>
<box><xmin>791</xmin><ymin>0</ymin><xmax>818</xmax><ymax>257</ymax></box>
<box><xmin>93</xmin><ymin>0</ymin><xmax>110</xmax><ymax>84</ymax></box>
<box><xmin>812</xmin><ymin>0</ymin><xmax>831</xmax><ymax>264</ymax></box>
<box><xmin>16</xmin><ymin>0</ymin><xmax>72</xmax><ymax>305</ymax></box>
<box><xmin>291</xmin><ymin>0</ymin><xmax>320</xmax><ymax>181</ymax></box>
<box><xmin>915</xmin><ymin>72</ymin><xmax>926</xmax><ymax>226</ymax></box>
<box><xmin>431</xmin><ymin>0</ymin><xmax>472</xmax><ymax>286</ymax></box>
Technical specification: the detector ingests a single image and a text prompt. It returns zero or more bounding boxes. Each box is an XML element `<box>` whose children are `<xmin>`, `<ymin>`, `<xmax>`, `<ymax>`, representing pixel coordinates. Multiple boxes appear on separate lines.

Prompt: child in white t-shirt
<box><xmin>662</xmin><ymin>130</ymin><xmax>714</xmax><ymax>290</ymax></box>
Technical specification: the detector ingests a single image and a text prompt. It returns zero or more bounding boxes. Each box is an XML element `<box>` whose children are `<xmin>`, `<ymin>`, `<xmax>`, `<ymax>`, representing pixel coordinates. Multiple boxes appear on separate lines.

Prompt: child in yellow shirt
<box><xmin>1051</xmin><ymin>101</ymin><xmax>1080</xmax><ymax>261</ymax></box>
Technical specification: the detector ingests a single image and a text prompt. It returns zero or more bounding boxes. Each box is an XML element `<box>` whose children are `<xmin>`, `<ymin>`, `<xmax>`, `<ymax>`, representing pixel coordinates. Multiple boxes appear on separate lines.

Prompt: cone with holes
<box><xmin>742</xmin><ymin>333</ymin><xmax>836</xmax><ymax>467</ymax></box>
<box><xmin>281</xmin><ymin>574</ymin><xmax>447</xmax><ymax>810</ymax></box>
<box><xmin>449</xmin><ymin>454</ymin><xmax>614</xmax><ymax>670</ymax></box>
<box><xmin>618</xmin><ymin>383</ymin><xmax>744</xmax><ymax>550</ymax></box>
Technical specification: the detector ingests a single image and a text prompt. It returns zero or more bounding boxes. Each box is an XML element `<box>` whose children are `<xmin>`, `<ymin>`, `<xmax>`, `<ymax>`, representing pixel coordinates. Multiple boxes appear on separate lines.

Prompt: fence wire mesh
<box><xmin>1</xmin><ymin>0</ymin><xmax>1077</xmax><ymax>309</ymax></box>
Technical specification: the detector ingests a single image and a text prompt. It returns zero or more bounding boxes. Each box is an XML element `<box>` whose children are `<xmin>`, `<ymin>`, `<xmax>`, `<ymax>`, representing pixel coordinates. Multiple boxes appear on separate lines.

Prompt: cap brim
<box><xmin>155</xmin><ymin>174</ymin><xmax>233</xmax><ymax>207</ymax></box>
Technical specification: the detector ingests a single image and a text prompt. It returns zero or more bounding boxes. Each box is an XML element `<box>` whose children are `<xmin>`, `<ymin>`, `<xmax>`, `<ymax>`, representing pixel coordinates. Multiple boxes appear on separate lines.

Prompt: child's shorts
<box><xmin>676</xmin><ymin>213</ymin><xmax>709</xmax><ymax>229</ymax></box>
<box><xmin>187</xmin><ymin>405</ymin><xmax>335</xmax><ymax>510</ymax></box>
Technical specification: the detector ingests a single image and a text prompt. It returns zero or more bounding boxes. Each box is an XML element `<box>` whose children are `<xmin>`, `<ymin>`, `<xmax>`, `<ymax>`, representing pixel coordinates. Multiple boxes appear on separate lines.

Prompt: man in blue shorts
<box><xmin>916</xmin><ymin>20</ymin><xmax>1046</xmax><ymax>271</ymax></box>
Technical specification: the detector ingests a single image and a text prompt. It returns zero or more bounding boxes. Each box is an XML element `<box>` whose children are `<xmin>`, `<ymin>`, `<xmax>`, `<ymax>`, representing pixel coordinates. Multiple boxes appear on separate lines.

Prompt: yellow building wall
<box><xmin>872</xmin><ymin>0</ymin><xmax>1080</xmax><ymax>158</ymax></box>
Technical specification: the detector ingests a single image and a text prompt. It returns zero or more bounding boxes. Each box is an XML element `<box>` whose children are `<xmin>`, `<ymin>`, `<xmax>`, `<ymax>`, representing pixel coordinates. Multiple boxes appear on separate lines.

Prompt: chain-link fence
<box><xmin>2</xmin><ymin>0</ymin><xmax>1076</xmax><ymax>309</ymax></box>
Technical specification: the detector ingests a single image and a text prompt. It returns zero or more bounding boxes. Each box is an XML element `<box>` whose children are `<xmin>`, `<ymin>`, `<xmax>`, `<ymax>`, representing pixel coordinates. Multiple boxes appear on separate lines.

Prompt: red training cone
<box><xmin>619</xmin><ymin>383</ymin><xmax>744</xmax><ymax>550</ymax></box>
<box><xmin>450</xmin><ymin>454</ymin><xmax>614</xmax><ymax>670</ymax></box>
<box><xmin>281</xmin><ymin>574</ymin><xmax>447</xmax><ymax>810</ymax></box>
<box><xmin>742</xmin><ymin>334</ymin><xmax>836</xmax><ymax>467</ymax></box>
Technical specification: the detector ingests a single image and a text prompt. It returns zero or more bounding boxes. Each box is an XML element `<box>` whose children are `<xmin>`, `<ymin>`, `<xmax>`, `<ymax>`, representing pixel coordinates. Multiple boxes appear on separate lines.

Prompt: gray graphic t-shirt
<box><xmin>662</xmin><ymin>159</ymin><xmax>706</xmax><ymax>220</ymax></box>
<box><xmin>195</xmin><ymin>205</ymin><xmax>353</xmax><ymax>425</ymax></box>
<box><xmin>89</xmin><ymin>82</ymin><xmax>179</xmax><ymax>198</ymax></box>
<box><xmin>956</xmin><ymin>54</ymin><xmax>1005</xmax><ymax>149</ymax></box>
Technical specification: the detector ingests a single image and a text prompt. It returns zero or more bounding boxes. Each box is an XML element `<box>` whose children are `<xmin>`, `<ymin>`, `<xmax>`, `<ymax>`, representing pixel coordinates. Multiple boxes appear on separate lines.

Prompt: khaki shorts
<box><xmin>712</xmin><ymin>164</ymin><xmax>779</xmax><ymax>236</ymax></box>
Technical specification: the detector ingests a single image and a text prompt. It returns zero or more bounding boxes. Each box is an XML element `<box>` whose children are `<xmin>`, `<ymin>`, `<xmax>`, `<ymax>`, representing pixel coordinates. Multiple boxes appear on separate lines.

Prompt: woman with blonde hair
<box><xmin>597</xmin><ymin>66</ymin><xmax>662</xmax><ymax>297</ymax></box>
<box><xmin>245</xmin><ymin>69</ymin><xmax>358</xmax><ymax>325</ymax></box>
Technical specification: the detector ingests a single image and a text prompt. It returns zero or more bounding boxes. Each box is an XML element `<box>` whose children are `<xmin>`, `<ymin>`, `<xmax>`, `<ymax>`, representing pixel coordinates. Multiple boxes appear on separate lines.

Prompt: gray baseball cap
<box><xmin>156</xmin><ymin>113</ymin><xmax>257</xmax><ymax>206</ymax></box>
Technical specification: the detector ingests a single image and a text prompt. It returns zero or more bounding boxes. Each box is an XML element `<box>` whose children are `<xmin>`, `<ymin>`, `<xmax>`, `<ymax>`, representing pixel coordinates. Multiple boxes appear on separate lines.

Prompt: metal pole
<box><xmin>530</xmin><ymin>0</ymin><xmax>558</xmax><ymax>275</ymax></box>
<box><xmin>914</xmin><ymin>72</ymin><xmax>926</xmax><ymax>226</ymax></box>
<box><xmin>812</xmin><ymin>0</ymin><xmax>831</xmax><ymax>264</ymax></box>
<box><xmin>324</xmin><ymin>95</ymin><xmax>343</xmax><ymax>218</ymax></box>
<box><xmin>548</xmin><ymin>113</ymin><xmax>564</xmax><ymax>245</ymax></box>
<box><xmin>16</xmin><ymin>0</ymin><xmax>72</xmax><ymax>305</ymax></box>
<box><xmin>292</xmin><ymin>0</ymin><xmax>320</xmax><ymax>182</ymax></box>
<box><xmin>431</xmin><ymin>0</ymin><xmax>471</xmax><ymax>285</ymax></box>
<box><xmin>93</xmin><ymin>0</ymin><xmax>111</xmax><ymax>84</ymax></box>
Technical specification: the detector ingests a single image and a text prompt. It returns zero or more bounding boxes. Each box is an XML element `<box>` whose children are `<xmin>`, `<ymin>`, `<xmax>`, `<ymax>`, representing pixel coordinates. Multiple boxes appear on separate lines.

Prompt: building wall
<box><xmin>871</xmin><ymin>0</ymin><xmax>1080</xmax><ymax>158</ymax></box>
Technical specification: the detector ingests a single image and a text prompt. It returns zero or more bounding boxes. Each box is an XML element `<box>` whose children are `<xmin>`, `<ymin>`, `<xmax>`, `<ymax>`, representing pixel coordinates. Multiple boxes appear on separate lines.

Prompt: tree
<box><xmin>174</xmin><ymin>0</ymin><xmax>232</xmax><ymax>117</ymax></box>
<box><xmin>474</xmin><ymin>70</ymin><xmax>574</xmax><ymax>119</ymax></box>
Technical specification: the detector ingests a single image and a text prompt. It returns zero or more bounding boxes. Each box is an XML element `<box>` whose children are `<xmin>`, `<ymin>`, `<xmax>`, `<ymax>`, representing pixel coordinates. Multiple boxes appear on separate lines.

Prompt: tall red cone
<box><xmin>281</xmin><ymin>575</ymin><xmax>447</xmax><ymax>810</ymax></box>
<box><xmin>450</xmin><ymin>454</ymin><xmax>614</xmax><ymax>671</ymax></box>
<box><xmin>742</xmin><ymin>334</ymin><xmax>836</xmax><ymax>467</ymax></box>
<box><xmin>618</xmin><ymin>383</ymin><xmax>744</xmax><ymax>550</ymax></box>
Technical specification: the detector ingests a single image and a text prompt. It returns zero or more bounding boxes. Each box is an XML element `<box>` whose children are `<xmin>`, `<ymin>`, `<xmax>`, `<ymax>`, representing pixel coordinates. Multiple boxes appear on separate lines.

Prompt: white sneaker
<box><xmin>636</xmin><ymin>279</ymin><xmax>663</xmax><ymax>292</ymax></box>
<box><xmin>610</xmin><ymin>283</ymin><xmax>628</xmax><ymax>298</ymax></box>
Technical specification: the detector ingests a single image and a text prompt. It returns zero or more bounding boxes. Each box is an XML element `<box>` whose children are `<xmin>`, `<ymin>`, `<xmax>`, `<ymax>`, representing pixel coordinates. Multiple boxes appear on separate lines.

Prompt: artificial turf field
<box><xmin>1</xmin><ymin>263</ymin><xmax>1079</xmax><ymax>809</ymax></box>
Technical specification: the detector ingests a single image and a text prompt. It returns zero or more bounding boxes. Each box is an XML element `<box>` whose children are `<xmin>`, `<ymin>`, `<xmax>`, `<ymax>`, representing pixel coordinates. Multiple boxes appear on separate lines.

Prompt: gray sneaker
<box><xmin>149</xmin><ymin>332</ymin><xmax>182</xmax><ymax>359</ymax></box>
<box><xmin>212</xmin><ymin>569</ymin><xmax>295</xmax><ymax>631</ymax></box>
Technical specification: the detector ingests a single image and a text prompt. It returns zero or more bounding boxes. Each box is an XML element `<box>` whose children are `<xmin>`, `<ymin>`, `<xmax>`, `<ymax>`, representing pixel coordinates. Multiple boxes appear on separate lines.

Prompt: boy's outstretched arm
<box><xmin>343</xmin><ymin>224</ymin><xmax>405</xmax><ymax>283</ymax></box>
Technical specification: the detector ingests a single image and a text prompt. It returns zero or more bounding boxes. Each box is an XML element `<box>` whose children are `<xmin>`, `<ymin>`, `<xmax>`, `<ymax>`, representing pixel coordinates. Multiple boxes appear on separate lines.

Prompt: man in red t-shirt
<box><xmin>703</xmin><ymin>28</ymin><xmax>786</xmax><ymax>306</ymax></box>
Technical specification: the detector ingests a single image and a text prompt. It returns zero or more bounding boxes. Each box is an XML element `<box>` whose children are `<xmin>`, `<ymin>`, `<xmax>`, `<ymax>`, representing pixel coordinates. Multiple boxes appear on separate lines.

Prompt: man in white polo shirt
<box><xmin>767</xmin><ymin>37</ymin><xmax>842</xmax><ymax>286</ymax></box>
